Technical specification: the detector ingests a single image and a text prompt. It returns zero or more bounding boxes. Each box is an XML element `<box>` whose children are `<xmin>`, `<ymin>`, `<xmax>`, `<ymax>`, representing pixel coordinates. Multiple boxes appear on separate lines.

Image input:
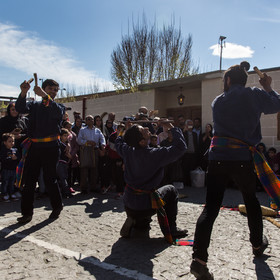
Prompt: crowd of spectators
<box><xmin>1</xmin><ymin>103</ymin><xmax>276</xmax><ymax>202</ymax></box>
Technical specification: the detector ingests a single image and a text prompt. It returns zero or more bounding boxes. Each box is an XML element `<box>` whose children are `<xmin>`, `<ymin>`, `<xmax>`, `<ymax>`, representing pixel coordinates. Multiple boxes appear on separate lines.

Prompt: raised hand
<box><xmin>34</xmin><ymin>85</ymin><xmax>47</xmax><ymax>98</ymax></box>
<box><xmin>20</xmin><ymin>80</ymin><xmax>31</xmax><ymax>96</ymax></box>
<box><xmin>259</xmin><ymin>73</ymin><xmax>272</xmax><ymax>93</ymax></box>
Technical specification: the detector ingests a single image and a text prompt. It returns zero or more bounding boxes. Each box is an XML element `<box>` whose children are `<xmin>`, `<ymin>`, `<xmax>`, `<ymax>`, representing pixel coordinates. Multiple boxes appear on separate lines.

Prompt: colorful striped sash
<box><xmin>42</xmin><ymin>94</ymin><xmax>52</xmax><ymax>107</ymax></box>
<box><xmin>16</xmin><ymin>135</ymin><xmax>60</xmax><ymax>189</ymax></box>
<box><xmin>210</xmin><ymin>136</ymin><xmax>280</xmax><ymax>208</ymax></box>
<box><xmin>126</xmin><ymin>185</ymin><xmax>174</xmax><ymax>244</ymax></box>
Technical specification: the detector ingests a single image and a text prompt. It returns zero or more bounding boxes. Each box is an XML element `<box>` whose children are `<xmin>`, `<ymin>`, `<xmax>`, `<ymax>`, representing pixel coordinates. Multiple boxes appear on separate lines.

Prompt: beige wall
<box><xmin>247</xmin><ymin>70</ymin><xmax>280</xmax><ymax>151</ymax></box>
<box><xmin>65</xmin><ymin>90</ymin><xmax>155</xmax><ymax>123</ymax></box>
<box><xmin>63</xmin><ymin>100</ymin><xmax>83</xmax><ymax>122</ymax></box>
<box><xmin>155</xmin><ymin>87</ymin><xmax>201</xmax><ymax>117</ymax></box>
<box><xmin>201</xmin><ymin>77</ymin><xmax>223</xmax><ymax>129</ymax></box>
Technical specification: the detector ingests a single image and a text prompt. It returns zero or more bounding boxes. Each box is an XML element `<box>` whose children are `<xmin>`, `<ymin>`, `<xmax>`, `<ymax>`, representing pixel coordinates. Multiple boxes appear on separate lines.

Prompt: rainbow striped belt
<box><xmin>16</xmin><ymin>135</ymin><xmax>60</xmax><ymax>189</ymax></box>
<box><xmin>31</xmin><ymin>135</ymin><xmax>60</xmax><ymax>143</ymax></box>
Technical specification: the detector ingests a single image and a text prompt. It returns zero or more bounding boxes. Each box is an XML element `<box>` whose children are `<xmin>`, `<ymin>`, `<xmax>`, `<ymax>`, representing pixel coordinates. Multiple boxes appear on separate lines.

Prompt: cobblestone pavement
<box><xmin>0</xmin><ymin>187</ymin><xmax>279</xmax><ymax>280</ymax></box>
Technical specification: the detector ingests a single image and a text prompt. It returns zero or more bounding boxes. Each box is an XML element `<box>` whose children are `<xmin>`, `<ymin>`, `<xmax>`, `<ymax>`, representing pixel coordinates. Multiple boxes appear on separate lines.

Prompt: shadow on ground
<box><xmin>79</xmin><ymin>236</ymin><xmax>169</xmax><ymax>280</ymax></box>
<box><xmin>178</xmin><ymin>186</ymin><xmax>270</xmax><ymax>208</ymax></box>
<box><xmin>254</xmin><ymin>255</ymin><xmax>276</xmax><ymax>280</ymax></box>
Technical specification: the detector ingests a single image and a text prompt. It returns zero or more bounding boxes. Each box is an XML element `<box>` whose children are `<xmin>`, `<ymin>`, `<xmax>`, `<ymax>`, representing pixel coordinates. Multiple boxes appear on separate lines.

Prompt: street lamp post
<box><xmin>60</xmin><ymin>88</ymin><xmax>66</xmax><ymax>98</ymax></box>
<box><xmin>39</xmin><ymin>78</ymin><xmax>44</xmax><ymax>87</ymax></box>
<box><xmin>219</xmin><ymin>36</ymin><xmax>226</xmax><ymax>71</ymax></box>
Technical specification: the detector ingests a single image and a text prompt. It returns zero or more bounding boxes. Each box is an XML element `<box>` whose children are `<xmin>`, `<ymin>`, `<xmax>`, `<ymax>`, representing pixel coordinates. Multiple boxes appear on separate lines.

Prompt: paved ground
<box><xmin>0</xmin><ymin>187</ymin><xmax>279</xmax><ymax>280</ymax></box>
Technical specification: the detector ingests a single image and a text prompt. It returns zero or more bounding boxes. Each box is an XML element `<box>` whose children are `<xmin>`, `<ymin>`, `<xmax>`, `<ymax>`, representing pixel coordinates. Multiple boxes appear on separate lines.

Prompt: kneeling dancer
<box><xmin>115</xmin><ymin>121</ymin><xmax>187</xmax><ymax>243</ymax></box>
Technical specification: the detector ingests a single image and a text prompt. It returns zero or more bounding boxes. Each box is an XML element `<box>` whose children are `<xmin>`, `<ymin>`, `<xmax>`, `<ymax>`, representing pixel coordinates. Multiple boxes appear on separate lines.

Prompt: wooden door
<box><xmin>166</xmin><ymin>106</ymin><xmax>201</xmax><ymax>126</ymax></box>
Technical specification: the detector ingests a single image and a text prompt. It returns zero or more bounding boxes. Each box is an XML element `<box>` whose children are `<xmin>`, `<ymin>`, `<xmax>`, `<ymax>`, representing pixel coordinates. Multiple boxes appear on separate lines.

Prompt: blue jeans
<box><xmin>57</xmin><ymin>161</ymin><xmax>70</xmax><ymax>195</ymax></box>
<box><xmin>1</xmin><ymin>169</ymin><xmax>16</xmax><ymax>195</ymax></box>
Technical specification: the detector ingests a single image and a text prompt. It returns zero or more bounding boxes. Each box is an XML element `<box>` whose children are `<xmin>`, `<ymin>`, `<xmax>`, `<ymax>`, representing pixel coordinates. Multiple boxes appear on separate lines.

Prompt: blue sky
<box><xmin>0</xmin><ymin>0</ymin><xmax>280</xmax><ymax>98</ymax></box>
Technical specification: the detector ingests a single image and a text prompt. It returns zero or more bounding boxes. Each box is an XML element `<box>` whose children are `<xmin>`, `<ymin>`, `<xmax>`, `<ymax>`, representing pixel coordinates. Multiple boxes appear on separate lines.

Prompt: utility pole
<box><xmin>219</xmin><ymin>36</ymin><xmax>226</xmax><ymax>71</ymax></box>
<box><xmin>60</xmin><ymin>88</ymin><xmax>66</xmax><ymax>98</ymax></box>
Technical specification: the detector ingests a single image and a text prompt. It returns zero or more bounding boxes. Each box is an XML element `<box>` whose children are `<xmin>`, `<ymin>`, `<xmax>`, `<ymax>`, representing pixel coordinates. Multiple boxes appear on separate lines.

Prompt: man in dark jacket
<box><xmin>16</xmin><ymin>78</ymin><xmax>65</xmax><ymax>223</ymax></box>
<box><xmin>190</xmin><ymin>62</ymin><xmax>280</xmax><ymax>279</ymax></box>
<box><xmin>115</xmin><ymin>121</ymin><xmax>188</xmax><ymax>242</ymax></box>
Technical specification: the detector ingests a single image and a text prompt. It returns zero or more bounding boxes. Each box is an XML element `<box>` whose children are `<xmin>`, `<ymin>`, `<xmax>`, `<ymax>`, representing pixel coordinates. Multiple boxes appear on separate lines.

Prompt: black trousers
<box><xmin>125</xmin><ymin>184</ymin><xmax>179</xmax><ymax>231</ymax></box>
<box><xmin>21</xmin><ymin>145</ymin><xmax>63</xmax><ymax>216</ymax></box>
<box><xmin>192</xmin><ymin>160</ymin><xmax>263</xmax><ymax>262</ymax></box>
<box><xmin>182</xmin><ymin>153</ymin><xmax>198</xmax><ymax>185</ymax></box>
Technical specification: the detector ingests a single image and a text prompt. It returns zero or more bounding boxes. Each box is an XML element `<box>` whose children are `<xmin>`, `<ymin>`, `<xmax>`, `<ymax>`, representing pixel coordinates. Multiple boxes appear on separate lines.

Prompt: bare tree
<box><xmin>111</xmin><ymin>15</ymin><xmax>198</xmax><ymax>91</ymax></box>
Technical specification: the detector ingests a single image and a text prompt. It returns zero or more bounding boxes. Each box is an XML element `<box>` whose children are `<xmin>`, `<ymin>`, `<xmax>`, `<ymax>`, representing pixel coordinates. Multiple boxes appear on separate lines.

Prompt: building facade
<box><xmin>61</xmin><ymin>67</ymin><xmax>280</xmax><ymax>150</ymax></box>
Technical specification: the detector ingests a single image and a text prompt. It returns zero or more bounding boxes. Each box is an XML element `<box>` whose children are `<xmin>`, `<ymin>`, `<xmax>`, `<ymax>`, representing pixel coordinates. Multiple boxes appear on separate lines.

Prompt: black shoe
<box><xmin>62</xmin><ymin>193</ymin><xmax>73</xmax><ymax>199</ymax></box>
<box><xmin>17</xmin><ymin>215</ymin><xmax>32</xmax><ymax>224</ymax></box>
<box><xmin>253</xmin><ymin>235</ymin><xmax>268</xmax><ymax>257</ymax></box>
<box><xmin>190</xmin><ymin>260</ymin><xmax>214</xmax><ymax>280</ymax></box>
<box><xmin>171</xmin><ymin>227</ymin><xmax>188</xmax><ymax>239</ymax></box>
<box><xmin>120</xmin><ymin>217</ymin><xmax>136</xmax><ymax>238</ymax></box>
<box><xmin>49</xmin><ymin>208</ymin><xmax>62</xmax><ymax>220</ymax></box>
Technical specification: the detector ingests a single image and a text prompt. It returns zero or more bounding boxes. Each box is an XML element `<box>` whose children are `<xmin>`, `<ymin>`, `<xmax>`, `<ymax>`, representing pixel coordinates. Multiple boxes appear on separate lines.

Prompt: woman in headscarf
<box><xmin>0</xmin><ymin>102</ymin><xmax>27</xmax><ymax>150</ymax></box>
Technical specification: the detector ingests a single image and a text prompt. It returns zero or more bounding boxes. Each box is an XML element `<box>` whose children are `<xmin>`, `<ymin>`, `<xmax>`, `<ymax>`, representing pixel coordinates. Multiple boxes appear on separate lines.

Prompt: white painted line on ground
<box><xmin>0</xmin><ymin>225</ymin><xmax>155</xmax><ymax>280</ymax></box>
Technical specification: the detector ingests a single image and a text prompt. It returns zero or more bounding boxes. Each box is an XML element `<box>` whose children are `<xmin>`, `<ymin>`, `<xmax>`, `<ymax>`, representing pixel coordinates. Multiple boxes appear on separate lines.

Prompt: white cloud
<box><xmin>0</xmin><ymin>22</ymin><xmax>113</xmax><ymax>94</ymax></box>
<box><xmin>0</xmin><ymin>83</ymin><xmax>19</xmax><ymax>98</ymax></box>
<box><xmin>209</xmin><ymin>42</ymin><xmax>254</xmax><ymax>59</ymax></box>
<box><xmin>250</xmin><ymin>17</ymin><xmax>280</xmax><ymax>24</ymax></box>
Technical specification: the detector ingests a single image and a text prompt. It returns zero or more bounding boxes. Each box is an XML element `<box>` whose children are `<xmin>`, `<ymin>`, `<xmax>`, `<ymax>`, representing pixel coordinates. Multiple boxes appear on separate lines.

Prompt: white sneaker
<box><xmin>10</xmin><ymin>194</ymin><xmax>18</xmax><ymax>200</ymax></box>
<box><xmin>3</xmin><ymin>195</ymin><xmax>10</xmax><ymax>201</ymax></box>
<box><xmin>14</xmin><ymin>191</ymin><xmax>22</xmax><ymax>198</ymax></box>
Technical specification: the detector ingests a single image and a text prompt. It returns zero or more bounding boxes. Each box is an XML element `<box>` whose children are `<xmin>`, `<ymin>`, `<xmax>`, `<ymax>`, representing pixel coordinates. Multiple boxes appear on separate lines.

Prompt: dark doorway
<box><xmin>166</xmin><ymin>106</ymin><xmax>201</xmax><ymax>125</ymax></box>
